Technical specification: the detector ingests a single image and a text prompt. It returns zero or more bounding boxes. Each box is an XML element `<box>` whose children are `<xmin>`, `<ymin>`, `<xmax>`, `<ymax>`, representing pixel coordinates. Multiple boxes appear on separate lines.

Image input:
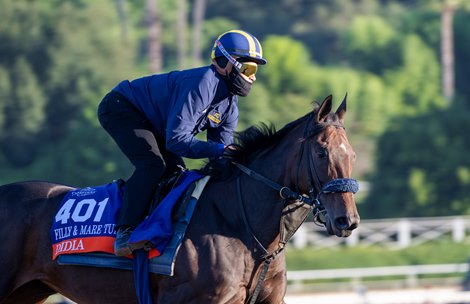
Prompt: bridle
<box><xmin>235</xmin><ymin>112</ymin><xmax>359</xmax><ymax>230</ymax></box>
<box><xmin>234</xmin><ymin>112</ymin><xmax>359</xmax><ymax>304</ymax></box>
<box><xmin>297</xmin><ymin>113</ymin><xmax>360</xmax><ymax>224</ymax></box>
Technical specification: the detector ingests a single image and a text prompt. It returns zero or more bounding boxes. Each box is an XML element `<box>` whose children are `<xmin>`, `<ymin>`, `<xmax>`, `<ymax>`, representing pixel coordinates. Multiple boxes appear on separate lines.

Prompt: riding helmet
<box><xmin>211</xmin><ymin>30</ymin><xmax>267</xmax><ymax>65</ymax></box>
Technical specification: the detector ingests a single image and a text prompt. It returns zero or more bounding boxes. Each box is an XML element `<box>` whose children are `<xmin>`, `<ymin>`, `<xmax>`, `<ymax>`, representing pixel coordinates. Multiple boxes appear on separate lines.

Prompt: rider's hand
<box><xmin>222</xmin><ymin>144</ymin><xmax>239</xmax><ymax>161</ymax></box>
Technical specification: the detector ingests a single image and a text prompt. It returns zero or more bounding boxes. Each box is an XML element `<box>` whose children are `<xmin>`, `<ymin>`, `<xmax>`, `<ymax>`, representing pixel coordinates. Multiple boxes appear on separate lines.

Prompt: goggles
<box><xmin>215</xmin><ymin>40</ymin><xmax>258</xmax><ymax>77</ymax></box>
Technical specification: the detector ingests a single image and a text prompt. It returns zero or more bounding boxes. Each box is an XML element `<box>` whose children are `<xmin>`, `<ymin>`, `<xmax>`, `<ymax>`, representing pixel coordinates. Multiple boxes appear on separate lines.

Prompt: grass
<box><xmin>285</xmin><ymin>240</ymin><xmax>470</xmax><ymax>271</ymax></box>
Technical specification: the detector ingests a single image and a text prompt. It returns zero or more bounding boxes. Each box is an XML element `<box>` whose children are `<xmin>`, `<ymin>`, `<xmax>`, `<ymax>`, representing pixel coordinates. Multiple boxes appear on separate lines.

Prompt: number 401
<box><xmin>55</xmin><ymin>198</ymin><xmax>109</xmax><ymax>224</ymax></box>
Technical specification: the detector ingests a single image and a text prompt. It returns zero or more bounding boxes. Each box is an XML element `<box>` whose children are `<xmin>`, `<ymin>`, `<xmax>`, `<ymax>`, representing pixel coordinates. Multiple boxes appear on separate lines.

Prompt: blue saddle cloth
<box><xmin>57</xmin><ymin>170</ymin><xmax>205</xmax><ymax>276</ymax></box>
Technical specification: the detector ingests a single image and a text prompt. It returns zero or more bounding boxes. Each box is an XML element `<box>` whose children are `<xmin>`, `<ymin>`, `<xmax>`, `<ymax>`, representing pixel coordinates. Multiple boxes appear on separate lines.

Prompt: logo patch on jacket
<box><xmin>208</xmin><ymin>112</ymin><xmax>221</xmax><ymax>124</ymax></box>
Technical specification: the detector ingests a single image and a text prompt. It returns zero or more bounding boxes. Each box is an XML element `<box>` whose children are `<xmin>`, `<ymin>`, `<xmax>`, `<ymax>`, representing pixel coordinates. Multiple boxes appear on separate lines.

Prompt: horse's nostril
<box><xmin>334</xmin><ymin>217</ymin><xmax>359</xmax><ymax>231</ymax></box>
<box><xmin>334</xmin><ymin>217</ymin><xmax>349</xmax><ymax>230</ymax></box>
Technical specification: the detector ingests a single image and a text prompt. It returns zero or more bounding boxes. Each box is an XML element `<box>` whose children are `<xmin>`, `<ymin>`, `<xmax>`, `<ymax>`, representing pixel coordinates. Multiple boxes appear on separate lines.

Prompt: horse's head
<box><xmin>203</xmin><ymin>94</ymin><xmax>359</xmax><ymax>238</ymax></box>
<box><xmin>302</xmin><ymin>94</ymin><xmax>359</xmax><ymax>237</ymax></box>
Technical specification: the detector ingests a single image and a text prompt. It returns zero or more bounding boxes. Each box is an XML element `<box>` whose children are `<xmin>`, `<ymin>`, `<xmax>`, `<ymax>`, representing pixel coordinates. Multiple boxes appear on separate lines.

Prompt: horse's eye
<box><xmin>317</xmin><ymin>148</ymin><xmax>328</xmax><ymax>158</ymax></box>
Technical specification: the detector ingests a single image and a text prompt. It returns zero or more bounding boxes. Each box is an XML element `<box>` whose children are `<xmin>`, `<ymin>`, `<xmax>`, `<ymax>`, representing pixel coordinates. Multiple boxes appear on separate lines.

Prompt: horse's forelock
<box><xmin>324</xmin><ymin>112</ymin><xmax>342</xmax><ymax>125</ymax></box>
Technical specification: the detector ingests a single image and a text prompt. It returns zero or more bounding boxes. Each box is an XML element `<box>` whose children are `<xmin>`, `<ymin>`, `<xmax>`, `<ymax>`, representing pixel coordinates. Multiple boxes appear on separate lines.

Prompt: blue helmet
<box><xmin>211</xmin><ymin>30</ymin><xmax>267</xmax><ymax>65</ymax></box>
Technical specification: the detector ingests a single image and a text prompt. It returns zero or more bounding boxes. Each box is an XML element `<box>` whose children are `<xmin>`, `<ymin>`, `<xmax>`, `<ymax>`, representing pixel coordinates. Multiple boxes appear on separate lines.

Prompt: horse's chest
<box><xmin>166</xmin><ymin>238</ymin><xmax>253</xmax><ymax>298</ymax></box>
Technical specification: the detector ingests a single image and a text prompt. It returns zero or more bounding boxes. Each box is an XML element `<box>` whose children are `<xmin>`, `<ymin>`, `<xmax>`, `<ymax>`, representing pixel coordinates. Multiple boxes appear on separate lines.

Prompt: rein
<box><xmin>233</xmin><ymin>113</ymin><xmax>359</xmax><ymax>304</ymax></box>
<box><xmin>234</xmin><ymin>163</ymin><xmax>315</xmax><ymax>204</ymax></box>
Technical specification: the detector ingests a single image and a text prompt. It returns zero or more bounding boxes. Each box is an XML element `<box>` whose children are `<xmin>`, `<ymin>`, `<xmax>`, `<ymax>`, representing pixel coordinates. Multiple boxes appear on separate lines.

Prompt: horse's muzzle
<box><xmin>324</xmin><ymin>214</ymin><xmax>359</xmax><ymax>237</ymax></box>
<box><xmin>335</xmin><ymin>216</ymin><xmax>358</xmax><ymax>231</ymax></box>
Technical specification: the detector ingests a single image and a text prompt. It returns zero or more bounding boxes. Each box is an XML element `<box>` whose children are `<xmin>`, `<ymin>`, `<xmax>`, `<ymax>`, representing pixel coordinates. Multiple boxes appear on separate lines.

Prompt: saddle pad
<box><xmin>58</xmin><ymin>175</ymin><xmax>210</xmax><ymax>276</ymax></box>
<box><xmin>51</xmin><ymin>182</ymin><xmax>123</xmax><ymax>259</ymax></box>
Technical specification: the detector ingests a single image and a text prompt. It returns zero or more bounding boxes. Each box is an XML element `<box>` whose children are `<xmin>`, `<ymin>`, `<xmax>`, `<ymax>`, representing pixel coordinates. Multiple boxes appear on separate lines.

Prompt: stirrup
<box><xmin>143</xmin><ymin>241</ymin><xmax>154</xmax><ymax>251</ymax></box>
<box><xmin>128</xmin><ymin>240</ymin><xmax>154</xmax><ymax>252</ymax></box>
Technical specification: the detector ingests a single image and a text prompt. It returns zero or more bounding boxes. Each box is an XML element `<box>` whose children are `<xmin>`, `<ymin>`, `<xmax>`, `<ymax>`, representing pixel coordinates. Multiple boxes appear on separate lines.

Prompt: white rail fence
<box><xmin>292</xmin><ymin>216</ymin><xmax>470</xmax><ymax>249</ymax></box>
<box><xmin>288</xmin><ymin>263</ymin><xmax>469</xmax><ymax>281</ymax></box>
<box><xmin>287</xmin><ymin>263</ymin><xmax>469</xmax><ymax>289</ymax></box>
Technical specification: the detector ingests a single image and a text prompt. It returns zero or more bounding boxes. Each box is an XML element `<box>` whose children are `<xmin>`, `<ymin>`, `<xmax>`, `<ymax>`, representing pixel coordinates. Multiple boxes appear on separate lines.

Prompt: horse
<box><xmin>0</xmin><ymin>95</ymin><xmax>359</xmax><ymax>304</ymax></box>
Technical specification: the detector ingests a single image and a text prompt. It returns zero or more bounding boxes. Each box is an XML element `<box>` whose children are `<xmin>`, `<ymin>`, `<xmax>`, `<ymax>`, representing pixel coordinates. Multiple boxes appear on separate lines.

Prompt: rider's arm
<box><xmin>166</xmin><ymin>78</ymin><xmax>223</xmax><ymax>159</ymax></box>
<box><xmin>207</xmin><ymin>99</ymin><xmax>238</xmax><ymax>146</ymax></box>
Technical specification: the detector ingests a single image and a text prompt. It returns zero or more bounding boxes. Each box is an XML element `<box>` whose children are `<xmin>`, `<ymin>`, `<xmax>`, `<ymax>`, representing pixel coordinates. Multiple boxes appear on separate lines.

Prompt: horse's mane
<box><xmin>200</xmin><ymin>110</ymin><xmax>313</xmax><ymax>179</ymax></box>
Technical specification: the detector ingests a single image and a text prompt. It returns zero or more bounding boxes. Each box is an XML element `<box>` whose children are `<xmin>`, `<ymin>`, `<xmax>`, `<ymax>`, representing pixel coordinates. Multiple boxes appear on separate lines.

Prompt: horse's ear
<box><xmin>316</xmin><ymin>95</ymin><xmax>333</xmax><ymax>122</ymax></box>
<box><xmin>335</xmin><ymin>93</ymin><xmax>347</xmax><ymax>124</ymax></box>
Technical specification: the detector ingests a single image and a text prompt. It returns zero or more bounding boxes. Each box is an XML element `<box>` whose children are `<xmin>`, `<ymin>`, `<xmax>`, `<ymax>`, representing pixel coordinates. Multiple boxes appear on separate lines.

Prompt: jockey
<box><xmin>97</xmin><ymin>30</ymin><xmax>267</xmax><ymax>257</ymax></box>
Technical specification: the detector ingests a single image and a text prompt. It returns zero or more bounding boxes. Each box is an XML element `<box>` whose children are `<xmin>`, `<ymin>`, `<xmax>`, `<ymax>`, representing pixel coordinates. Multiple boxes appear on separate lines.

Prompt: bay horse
<box><xmin>0</xmin><ymin>95</ymin><xmax>359</xmax><ymax>304</ymax></box>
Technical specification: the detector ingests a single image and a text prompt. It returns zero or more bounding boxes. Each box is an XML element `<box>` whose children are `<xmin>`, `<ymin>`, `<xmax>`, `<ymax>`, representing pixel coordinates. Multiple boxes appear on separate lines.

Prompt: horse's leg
<box><xmin>256</xmin><ymin>255</ymin><xmax>288</xmax><ymax>304</ymax></box>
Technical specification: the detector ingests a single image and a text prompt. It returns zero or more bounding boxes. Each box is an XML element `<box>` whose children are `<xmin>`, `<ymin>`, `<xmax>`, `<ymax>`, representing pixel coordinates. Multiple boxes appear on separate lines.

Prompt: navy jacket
<box><xmin>113</xmin><ymin>65</ymin><xmax>238</xmax><ymax>159</ymax></box>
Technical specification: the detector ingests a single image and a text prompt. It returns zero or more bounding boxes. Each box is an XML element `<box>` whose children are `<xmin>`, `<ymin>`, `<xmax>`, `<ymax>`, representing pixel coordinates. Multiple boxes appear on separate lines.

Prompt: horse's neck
<box><xmin>239</xmin><ymin>141</ymin><xmax>298</xmax><ymax>252</ymax></box>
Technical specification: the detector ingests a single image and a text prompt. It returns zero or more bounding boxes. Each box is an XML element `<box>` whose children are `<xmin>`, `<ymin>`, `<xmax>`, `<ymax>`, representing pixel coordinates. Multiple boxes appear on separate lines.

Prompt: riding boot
<box><xmin>114</xmin><ymin>226</ymin><xmax>154</xmax><ymax>256</ymax></box>
<box><xmin>114</xmin><ymin>225</ymin><xmax>134</xmax><ymax>256</ymax></box>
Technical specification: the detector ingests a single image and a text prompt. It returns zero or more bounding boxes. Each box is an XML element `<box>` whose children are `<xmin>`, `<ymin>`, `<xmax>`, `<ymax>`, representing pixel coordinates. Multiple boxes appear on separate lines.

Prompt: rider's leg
<box><xmin>98</xmin><ymin>91</ymin><xmax>165</xmax><ymax>256</ymax></box>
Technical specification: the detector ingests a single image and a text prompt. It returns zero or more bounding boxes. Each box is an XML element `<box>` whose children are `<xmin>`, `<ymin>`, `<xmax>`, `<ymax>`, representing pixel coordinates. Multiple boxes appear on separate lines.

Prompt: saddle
<box><xmin>117</xmin><ymin>167</ymin><xmax>198</xmax><ymax>252</ymax></box>
<box><xmin>147</xmin><ymin>166</ymin><xmax>195</xmax><ymax>221</ymax></box>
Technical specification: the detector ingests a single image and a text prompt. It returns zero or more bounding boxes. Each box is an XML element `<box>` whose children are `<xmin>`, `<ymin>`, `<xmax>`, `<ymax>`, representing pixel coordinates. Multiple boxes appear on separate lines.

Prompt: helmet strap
<box><xmin>215</xmin><ymin>40</ymin><xmax>243</xmax><ymax>71</ymax></box>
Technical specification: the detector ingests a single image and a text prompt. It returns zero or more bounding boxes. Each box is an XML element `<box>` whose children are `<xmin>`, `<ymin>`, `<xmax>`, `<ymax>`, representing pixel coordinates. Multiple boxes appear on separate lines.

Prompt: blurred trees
<box><xmin>191</xmin><ymin>0</ymin><xmax>206</xmax><ymax>65</ymax></box>
<box><xmin>363</xmin><ymin>97</ymin><xmax>470</xmax><ymax>218</ymax></box>
<box><xmin>0</xmin><ymin>0</ymin><xmax>136</xmax><ymax>185</ymax></box>
<box><xmin>0</xmin><ymin>0</ymin><xmax>469</xmax><ymax>218</ymax></box>
<box><xmin>146</xmin><ymin>0</ymin><xmax>163</xmax><ymax>73</ymax></box>
<box><xmin>362</xmin><ymin>2</ymin><xmax>470</xmax><ymax>218</ymax></box>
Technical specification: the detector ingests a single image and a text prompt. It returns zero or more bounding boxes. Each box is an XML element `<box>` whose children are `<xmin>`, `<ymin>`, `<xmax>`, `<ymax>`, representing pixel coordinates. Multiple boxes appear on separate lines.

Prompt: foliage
<box><xmin>205</xmin><ymin>0</ymin><xmax>381</xmax><ymax>64</ymax></box>
<box><xmin>0</xmin><ymin>0</ymin><xmax>136</xmax><ymax>184</ymax></box>
<box><xmin>454</xmin><ymin>10</ymin><xmax>470</xmax><ymax>98</ymax></box>
<box><xmin>384</xmin><ymin>34</ymin><xmax>446</xmax><ymax>116</ymax></box>
<box><xmin>255</xmin><ymin>35</ymin><xmax>319</xmax><ymax>126</ymax></box>
<box><xmin>0</xmin><ymin>0</ymin><xmax>469</xmax><ymax>220</ymax></box>
<box><xmin>362</xmin><ymin>97</ymin><xmax>470</xmax><ymax>218</ymax></box>
<box><xmin>342</xmin><ymin>15</ymin><xmax>401</xmax><ymax>74</ymax></box>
